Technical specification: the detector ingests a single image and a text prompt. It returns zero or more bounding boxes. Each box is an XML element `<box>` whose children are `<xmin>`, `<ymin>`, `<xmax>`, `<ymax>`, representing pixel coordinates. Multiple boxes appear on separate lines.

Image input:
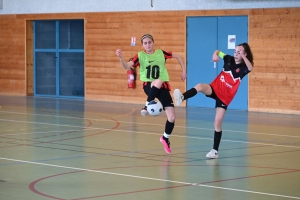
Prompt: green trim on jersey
<box><xmin>138</xmin><ymin>49</ymin><xmax>170</xmax><ymax>82</ymax></box>
<box><xmin>219</xmin><ymin>51</ymin><xmax>226</xmax><ymax>59</ymax></box>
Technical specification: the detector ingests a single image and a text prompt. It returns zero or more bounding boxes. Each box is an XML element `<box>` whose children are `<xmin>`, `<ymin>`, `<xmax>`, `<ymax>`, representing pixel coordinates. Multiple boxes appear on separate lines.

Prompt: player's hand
<box><xmin>212</xmin><ymin>53</ymin><xmax>220</xmax><ymax>62</ymax></box>
<box><xmin>116</xmin><ymin>49</ymin><xmax>122</xmax><ymax>58</ymax></box>
<box><xmin>237</xmin><ymin>46</ymin><xmax>246</xmax><ymax>57</ymax></box>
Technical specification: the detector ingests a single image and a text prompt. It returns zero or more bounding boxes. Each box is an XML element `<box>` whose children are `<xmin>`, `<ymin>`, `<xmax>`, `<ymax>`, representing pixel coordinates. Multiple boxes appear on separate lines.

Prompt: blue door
<box><xmin>187</xmin><ymin>17</ymin><xmax>218</xmax><ymax>109</ymax></box>
<box><xmin>187</xmin><ymin>16</ymin><xmax>248</xmax><ymax>110</ymax></box>
<box><xmin>34</xmin><ymin>20</ymin><xmax>84</xmax><ymax>98</ymax></box>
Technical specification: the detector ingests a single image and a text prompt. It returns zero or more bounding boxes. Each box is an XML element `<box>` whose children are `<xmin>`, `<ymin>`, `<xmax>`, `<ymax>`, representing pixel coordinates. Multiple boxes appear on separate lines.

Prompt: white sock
<box><xmin>163</xmin><ymin>132</ymin><xmax>170</xmax><ymax>138</ymax></box>
<box><xmin>145</xmin><ymin>101</ymin><xmax>149</xmax><ymax>106</ymax></box>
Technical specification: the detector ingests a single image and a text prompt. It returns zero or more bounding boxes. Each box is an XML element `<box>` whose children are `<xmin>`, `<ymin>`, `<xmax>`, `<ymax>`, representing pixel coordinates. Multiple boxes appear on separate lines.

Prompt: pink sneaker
<box><xmin>160</xmin><ymin>136</ymin><xmax>171</xmax><ymax>154</ymax></box>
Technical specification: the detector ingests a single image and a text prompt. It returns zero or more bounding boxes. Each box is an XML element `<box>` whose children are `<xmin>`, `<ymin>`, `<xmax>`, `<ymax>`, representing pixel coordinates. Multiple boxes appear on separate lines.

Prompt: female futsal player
<box><xmin>173</xmin><ymin>43</ymin><xmax>254</xmax><ymax>158</ymax></box>
<box><xmin>116</xmin><ymin>34</ymin><xmax>186</xmax><ymax>154</ymax></box>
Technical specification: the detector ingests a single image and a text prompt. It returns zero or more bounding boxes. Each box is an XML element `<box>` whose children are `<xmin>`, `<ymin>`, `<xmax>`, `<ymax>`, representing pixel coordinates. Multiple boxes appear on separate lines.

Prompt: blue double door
<box><xmin>186</xmin><ymin>16</ymin><xmax>248</xmax><ymax>110</ymax></box>
<box><xmin>34</xmin><ymin>20</ymin><xmax>84</xmax><ymax>98</ymax></box>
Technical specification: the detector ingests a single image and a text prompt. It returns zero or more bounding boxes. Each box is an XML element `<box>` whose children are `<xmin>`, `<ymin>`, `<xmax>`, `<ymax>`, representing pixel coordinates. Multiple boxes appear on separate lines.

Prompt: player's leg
<box><xmin>206</xmin><ymin>103</ymin><xmax>227</xmax><ymax>159</ymax></box>
<box><xmin>173</xmin><ymin>83</ymin><xmax>212</xmax><ymax>106</ymax></box>
<box><xmin>158</xmin><ymin>89</ymin><xmax>174</xmax><ymax>154</ymax></box>
<box><xmin>148</xmin><ymin>79</ymin><xmax>163</xmax><ymax>102</ymax></box>
<box><xmin>141</xmin><ymin>82</ymin><xmax>151</xmax><ymax>116</ymax></box>
<box><xmin>141</xmin><ymin>79</ymin><xmax>163</xmax><ymax>116</ymax></box>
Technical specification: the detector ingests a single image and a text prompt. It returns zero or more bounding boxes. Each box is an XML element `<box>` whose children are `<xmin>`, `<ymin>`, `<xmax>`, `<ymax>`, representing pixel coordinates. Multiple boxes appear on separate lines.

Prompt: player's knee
<box><xmin>167</xmin><ymin>114</ymin><xmax>175</xmax><ymax>123</ymax></box>
<box><xmin>152</xmin><ymin>79</ymin><xmax>163</xmax><ymax>88</ymax></box>
<box><xmin>214</xmin><ymin>120</ymin><xmax>222</xmax><ymax>130</ymax></box>
<box><xmin>195</xmin><ymin>83</ymin><xmax>204</xmax><ymax>92</ymax></box>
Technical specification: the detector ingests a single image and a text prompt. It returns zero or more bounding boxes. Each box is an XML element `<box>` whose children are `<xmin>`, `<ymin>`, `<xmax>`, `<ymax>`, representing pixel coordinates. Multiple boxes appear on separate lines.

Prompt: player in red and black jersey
<box><xmin>173</xmin><ymin>43</ymin><xmax>254</xmax><ymax>159</ymax></box>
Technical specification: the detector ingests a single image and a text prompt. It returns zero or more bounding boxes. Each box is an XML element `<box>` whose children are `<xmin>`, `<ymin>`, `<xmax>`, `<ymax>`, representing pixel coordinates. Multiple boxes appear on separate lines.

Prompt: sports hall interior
<box><xmin>0</xmin><ymin>1</ymin><xmax>300</xmax><ymax>200</ymax></box>
<box><xmin>0</xmin><ymin>7</ymin><xmax>299</xmax><ymax>114</ymax></box>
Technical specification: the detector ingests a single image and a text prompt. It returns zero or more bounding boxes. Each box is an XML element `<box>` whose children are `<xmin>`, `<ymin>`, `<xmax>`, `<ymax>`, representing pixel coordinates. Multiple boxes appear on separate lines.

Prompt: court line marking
<box><xmin>113</xmin><ymin>108</ymin><xmax>136</xmax><ymax>118</ymax></box>
<box><xmin>1</xmin><ymin>103</ymin><xmax>298</xmax><ymax>121</ymax></box>
<box><xmin>1</xmin><ymin>107</ymin><xmax>299</xmax><ymax>126</ymax></box>
<box><xmin>0</xmin><ymin>129</ymin><xmax>87</xmax><ymax>136</ymax></box>
<box><xmin>0</xmin><ymin>157</ymin><xmax>299</xmax><ymax>199</ymax></box>
<box><xmin>0</xmin><ymin>118</ymin><xmax>300</xmax><ymax>149</ymax></box>
<box><xmin>0</xmin><ymin>111</ymin><xmax>300</xmax><ymax>138</ymax></box>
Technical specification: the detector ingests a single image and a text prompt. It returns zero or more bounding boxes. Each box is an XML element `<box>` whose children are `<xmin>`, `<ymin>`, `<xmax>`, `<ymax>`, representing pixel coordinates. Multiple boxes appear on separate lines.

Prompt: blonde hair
<box><xmin>141</xmin><ymin>34</ymin><xmax>154</xmax><ymax>43</ymax></box>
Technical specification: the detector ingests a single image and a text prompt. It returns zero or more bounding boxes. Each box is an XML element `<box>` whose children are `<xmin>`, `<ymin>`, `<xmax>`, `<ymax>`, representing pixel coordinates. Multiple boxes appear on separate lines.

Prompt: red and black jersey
<box><xmin>211</xmin><ymin>55</ymin><xmax>250</xmax><ymax>106</ymax></box>
<box><xmin>131</xmin><ymin>50</ymin><xmax>173</xmax><ymax>90</ymax></box>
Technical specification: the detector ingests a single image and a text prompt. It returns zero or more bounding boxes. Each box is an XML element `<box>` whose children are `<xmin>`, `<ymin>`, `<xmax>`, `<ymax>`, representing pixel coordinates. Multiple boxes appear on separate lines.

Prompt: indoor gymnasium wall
<box><xmin>0</xmin><ymin>8</ymin><xmax>299</xmax><ymax>113</ymax></box>
<box><xmin>248</xmin><ymin>8</ymin><xmax>300</xmax><ymax>114</ymax></box>
<box><xmin>0</xmin><ymin>15</ymin><xmax>26</xmax><ymax>95</ymax></box>
<box><xmin>83</xmin><ymin>11</ymin><xmax>188</xmax><ymax>104</ymax></box>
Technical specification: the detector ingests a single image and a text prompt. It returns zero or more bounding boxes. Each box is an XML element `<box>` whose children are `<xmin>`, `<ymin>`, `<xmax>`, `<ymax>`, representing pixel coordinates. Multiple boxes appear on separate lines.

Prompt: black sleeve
<box><xmin>223</xmin><ymin>54</ymin><xmax>233</xmax><ymax>63</ymax></box>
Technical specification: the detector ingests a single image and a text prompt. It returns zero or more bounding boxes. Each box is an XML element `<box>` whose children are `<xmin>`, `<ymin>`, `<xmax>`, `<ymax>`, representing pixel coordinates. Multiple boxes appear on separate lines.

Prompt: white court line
<box><xmin>1</xmin><ymin>129</ymin><xmax>88</xmax><ymax>136</ymax></box>
<box><xmin>0</xmin><ymin>110</ymin><xmax>299</xmax><ymax>138</ymax></box>
<box><xmin>1</xmin><ymin>100</ymin><xmax>299</xmax><ymax>122</ymax></box>
<box><xmin>0</xmin><ymin>157</ymin><xmax>299</xmax><ymax>199</ymax></box>
<box><xmin>0</xmin><ymin>118</ymin><xmax>300</xmax><ymax>150</ymax></box>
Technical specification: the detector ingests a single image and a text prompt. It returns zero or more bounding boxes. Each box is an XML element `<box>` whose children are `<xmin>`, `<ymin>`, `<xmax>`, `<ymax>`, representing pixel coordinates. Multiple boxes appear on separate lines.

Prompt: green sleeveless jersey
<box><xmin>138</xmin><ymin>49</ymin><xmax>170</xmax><ymax>82</ymax></box>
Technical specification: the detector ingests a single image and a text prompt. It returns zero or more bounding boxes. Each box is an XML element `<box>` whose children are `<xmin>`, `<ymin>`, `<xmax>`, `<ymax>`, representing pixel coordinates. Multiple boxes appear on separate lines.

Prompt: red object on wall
<box><xmin>127</xmin><ymin>68</ymin><xmax>136</xmax><ymax>88</ymax></box>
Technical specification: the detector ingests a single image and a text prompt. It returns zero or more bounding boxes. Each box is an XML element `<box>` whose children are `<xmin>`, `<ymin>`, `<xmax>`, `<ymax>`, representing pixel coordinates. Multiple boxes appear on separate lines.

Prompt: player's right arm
<box><xmin>116</xmin><ymin>49</ymin><xmax>134</xmax><ymax>70</ymax></box>
<box><xmin>212</xmin><ymin>50</ymin><xmax>226</xmax><ymax>62</ymax></box>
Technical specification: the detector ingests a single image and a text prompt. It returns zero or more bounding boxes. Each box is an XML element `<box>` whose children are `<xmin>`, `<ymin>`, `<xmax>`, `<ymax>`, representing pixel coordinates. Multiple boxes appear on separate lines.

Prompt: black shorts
<box><xmin>143</xmin><ymin>82</ymin><xmax>174</xmax><ymax>109</ymax></box>
<box><xmin>206</xmin><ymin>85</ymin><xmax>228</xmax><ymax>110</ymax></box>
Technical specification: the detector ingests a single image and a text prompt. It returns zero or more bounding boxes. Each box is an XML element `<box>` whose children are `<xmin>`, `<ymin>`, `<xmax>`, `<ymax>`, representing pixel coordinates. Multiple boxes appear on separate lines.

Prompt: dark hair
<box><xmin>141</xmin><ymin>34</ymin><xmax>154</xmax><ymax>43</ymax></box>
<box><xmin>238</xmin><ymin>43</ymin><xmax>254</xmax><ymax>66</ymax></box>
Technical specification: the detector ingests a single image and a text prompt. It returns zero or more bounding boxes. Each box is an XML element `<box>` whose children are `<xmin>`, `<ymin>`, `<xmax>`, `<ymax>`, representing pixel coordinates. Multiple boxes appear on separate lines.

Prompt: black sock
<box><xmin>164</xmin><ymin>120</ymin><xmax>174</xmax><ymax>136</ymax></box>
<box><xmin>183</xmin><ymin>88</ymin><xmax>197</xmax><ymax>100</ymax></box>
<box><xmin>213</xmin><ymin>131</ymin><xmax>222</xmax><ymax>151</ymax></box>
<box><xmin>147</xmin><ymin>86</ymin><xmax>159</xmax><ymax>102</ymax></box>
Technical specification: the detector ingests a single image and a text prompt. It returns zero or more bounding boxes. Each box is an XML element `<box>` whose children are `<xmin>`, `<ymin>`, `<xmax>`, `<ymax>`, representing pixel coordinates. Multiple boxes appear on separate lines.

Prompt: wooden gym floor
<box><xmin>0</xmin><ymin>95</ymin><xmax>299</xmax><ymax>200</ymax></box>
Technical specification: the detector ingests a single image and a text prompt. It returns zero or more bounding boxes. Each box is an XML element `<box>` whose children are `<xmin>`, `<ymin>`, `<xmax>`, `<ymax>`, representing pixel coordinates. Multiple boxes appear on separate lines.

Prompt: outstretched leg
<box><xmin>173</xmin><ymin>83</ymin><xmax>212</xmax><ymax>106</ymax></box>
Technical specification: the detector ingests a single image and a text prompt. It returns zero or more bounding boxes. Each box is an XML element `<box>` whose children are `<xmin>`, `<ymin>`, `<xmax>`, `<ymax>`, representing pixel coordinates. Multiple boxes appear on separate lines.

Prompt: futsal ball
<box><xmin>147</xmin><ymin>100</ymin><xmax>163</xmax><ymax>116</ymax></box>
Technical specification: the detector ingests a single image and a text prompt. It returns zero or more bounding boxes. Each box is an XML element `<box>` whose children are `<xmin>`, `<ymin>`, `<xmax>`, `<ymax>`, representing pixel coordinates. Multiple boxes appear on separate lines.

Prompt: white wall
<box><xmin>0</xmin><ymin>0</ymin><xmax>300</xmax><ymax>14</ymax></box>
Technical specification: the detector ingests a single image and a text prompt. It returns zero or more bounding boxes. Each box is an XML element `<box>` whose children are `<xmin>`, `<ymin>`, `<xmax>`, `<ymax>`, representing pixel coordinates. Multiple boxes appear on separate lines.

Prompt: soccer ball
<box><xmin>147</xmin><ymin>100</ymin><xmax>163</xmax><ymax>116</ymax></box>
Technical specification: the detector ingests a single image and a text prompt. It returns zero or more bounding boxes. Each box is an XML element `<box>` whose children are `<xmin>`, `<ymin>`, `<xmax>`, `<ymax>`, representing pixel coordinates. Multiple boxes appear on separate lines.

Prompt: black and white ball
<box><xmin>147</xmin><ymin>100</ymin><xmax>163</xmax><ymax>116</ymax></box>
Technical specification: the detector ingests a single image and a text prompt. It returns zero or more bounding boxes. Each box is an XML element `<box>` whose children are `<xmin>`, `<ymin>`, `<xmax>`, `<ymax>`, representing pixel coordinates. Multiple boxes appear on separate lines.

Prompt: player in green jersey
<box><xmin>116</xmin><ymin>34</ymin><xmax>186</xmax><ymax>154</ymax></box>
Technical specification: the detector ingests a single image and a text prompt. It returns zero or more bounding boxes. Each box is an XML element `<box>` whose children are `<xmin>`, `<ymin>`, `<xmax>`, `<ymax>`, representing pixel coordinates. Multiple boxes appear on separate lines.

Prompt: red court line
<box><xmin>29</xmin><ymin>164</ymin><xmax>300</xmax><ymax>199</ymax></box>
<box><xmin>0</xmin><ymin>115</ymin><xmax>120</xmax><ymax>149</ymax></box>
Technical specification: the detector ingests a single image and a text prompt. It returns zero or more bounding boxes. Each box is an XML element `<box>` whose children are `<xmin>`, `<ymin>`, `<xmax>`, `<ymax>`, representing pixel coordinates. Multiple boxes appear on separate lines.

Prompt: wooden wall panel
<box><xmin>26</xmin><ymin>20</ymin><xmax>33</xmax><ymax>96</ymax></box>
<box><xmin>83</xmin><ymin>11</ymin><xmax>189</xmax><ymax>104</ymax></box>
<box><xmin>0</xmin><ymin>15</ymin><xmax>26</xmax><ymax>95</ymax></box>
<box><xmin>0</xmin><ymin>8</ymin><xmax>299</xmax><ymax>114</ymax></box>
<box><xmin>248</xmin><ymin>8</ymin><xmax>300</xmax><ymax>114</ymax></box>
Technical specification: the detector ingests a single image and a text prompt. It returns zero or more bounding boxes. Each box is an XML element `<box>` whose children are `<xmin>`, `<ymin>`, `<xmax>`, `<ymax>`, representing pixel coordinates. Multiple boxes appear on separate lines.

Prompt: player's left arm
<box><xmin>171</xmin><ymin>53</ymin><xmax>187</xmax><ymax>81</ymax></box>
<box><xmin>238</xmin><ymin>46</ymin><xmax>253</xmax><ymax>71</ymax></box>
